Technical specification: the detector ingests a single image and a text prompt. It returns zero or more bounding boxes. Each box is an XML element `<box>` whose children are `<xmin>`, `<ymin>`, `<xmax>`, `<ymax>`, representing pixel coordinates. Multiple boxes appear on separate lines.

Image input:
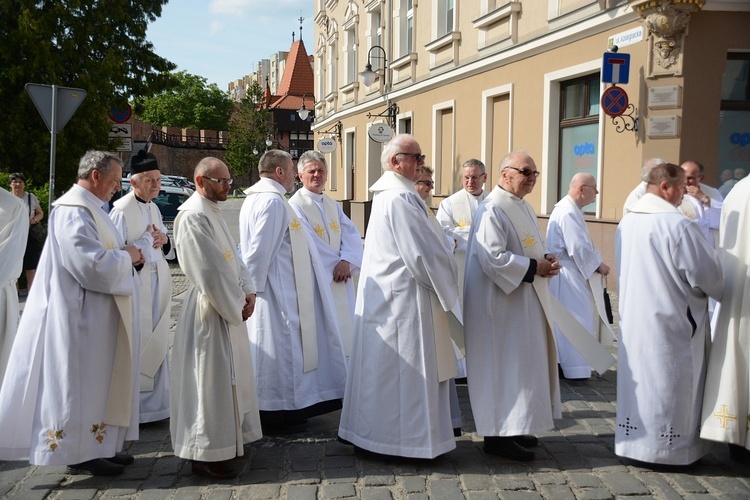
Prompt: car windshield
<box><xmin>153</xmin><ymin>191</ymin><xmax>189</xmax><ymax>220</ymax></box>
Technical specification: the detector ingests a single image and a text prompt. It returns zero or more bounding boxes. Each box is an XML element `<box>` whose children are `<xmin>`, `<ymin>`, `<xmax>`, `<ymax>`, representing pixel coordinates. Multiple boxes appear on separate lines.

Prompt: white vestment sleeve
<box><xmin>240</xmin><ymin>196</ymin><xmax>286</xmax><ymax>294</ymax></box>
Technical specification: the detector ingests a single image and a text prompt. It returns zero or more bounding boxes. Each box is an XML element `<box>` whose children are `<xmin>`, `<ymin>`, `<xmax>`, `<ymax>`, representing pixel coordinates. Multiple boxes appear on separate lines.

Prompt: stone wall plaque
<box><xmin>648</xmin><ymin>85</ymin><xmax>681</xmax><ymax>109</ymax></box>
<box><xmin>647</xmin><ymin>115</ymin><xmax>680</xmax><ymax>138</ymax></box>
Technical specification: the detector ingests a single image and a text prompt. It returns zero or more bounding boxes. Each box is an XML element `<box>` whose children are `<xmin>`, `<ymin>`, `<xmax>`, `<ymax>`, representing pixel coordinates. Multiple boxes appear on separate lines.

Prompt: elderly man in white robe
<box><xmin>338</xmin><ymin>134</ymin><xmax>460</xmax><ymax>459</ymax></box>
<box><xmin>547</xmin><ymin>173</ymin><xmax>611</xmax><ymax>380</ymax></box>
<box><xmin>616</xmin><ymin>162</ymin><xmax>723</xmax><ymax>466</ymax></box>
<box><xmin>701</xmin><ymin>176</ymin><xmax>750</xmax><ymax>462</ymax></box>
<box><xmin>0</xmin><ymin>186</ymin><xmax>29</xmax><ymax>386</ymax></box>
<box><xmin>0</xmin><ymin>151</ymin><xmax>143</xmax><ymax>476</ymax></box>
<box><xmin>289</xmin><ymin>150</ymin><xmax>363</xmax><ymax>357</ymax></box>
<box><xmin>241</xmin><ymin>149</ymin><xmax>347</xmax><ymax>434</ymax></box>
<box><xmin>111</xmin><ymin>150</ymin><xmax>172</xmax><ymax>424</ymax></box>
<box><xmin>437</xmin><ymin>159</ymin><xmax>488</xmax><ymax>253</ymax></box>
<box><xmin>464</xmin><ymin>152</ymin><xmax>563</xmax><ymax>462</ymax></box>
<box><xmin>171</xmin><ymin>157</ymin><xmax>261</xmax><ymax>480</ymax></box>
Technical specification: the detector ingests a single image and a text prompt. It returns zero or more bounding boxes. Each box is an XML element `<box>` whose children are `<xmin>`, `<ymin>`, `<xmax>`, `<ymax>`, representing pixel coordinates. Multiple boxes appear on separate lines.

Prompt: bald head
<box><xmin>194</xmin><ymin>157</ymin><xmax>231</xmax><ymax>202</ymax></box>
<box><xmin>568</xmin><ymin>173</ymin><xmax>598</xmax><ymax>208</ymax></box>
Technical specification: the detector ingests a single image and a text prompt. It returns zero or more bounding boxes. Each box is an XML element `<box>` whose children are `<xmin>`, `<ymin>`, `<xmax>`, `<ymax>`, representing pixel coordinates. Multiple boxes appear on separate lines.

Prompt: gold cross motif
<box><xmin>714</xmin><ymin>404</ymin><xmax>737</xmax><ymax>429</ymax></box>
<box><xmin>457</xmin><ymin>218</ymin><xmax>470</xmax><ymax>228</ymax></box>
<box><xmin>224</xmin><ymin>249</ymin><xmax>232</xmax><ymax>262</ymax></box>
<box><xmin>290</xmin><ymin>218</ymin><xmax>302</xmax><ymax>234</ymax></box>
<box><xmin>329</xmin><ymin>220</ymin><xmax>341</xmax><ymax>233</ymax></box>
<box><xmin>107</xmin><ymin>243</ymin><xmax>114</xmax><ymax>250</ymax></box>
<box><xmin>522</xmin><ymin>232</ymin><xmax>537</xmax><ymax>250</ymax></box>
<box><xmin>314</xmin><ymin>224</ymin><xmax>326</xmax><ymax>238</ymax></box>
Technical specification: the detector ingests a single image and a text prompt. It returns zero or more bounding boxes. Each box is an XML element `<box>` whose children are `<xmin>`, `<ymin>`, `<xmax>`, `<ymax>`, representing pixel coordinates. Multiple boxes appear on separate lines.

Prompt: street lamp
<box><xmin>265</xmin><ymin>135</ymin><xmax>273</xmax><ymax>147</ymax></box>
<box><xmin>297</xmin><ymin>93</ymin><xmax>315</xmax><ymax>121</ymax></box>
<box><xmin>360</xmin><ymin>45</ymin><xmax>387</xmax><ymax>87</ymax></box>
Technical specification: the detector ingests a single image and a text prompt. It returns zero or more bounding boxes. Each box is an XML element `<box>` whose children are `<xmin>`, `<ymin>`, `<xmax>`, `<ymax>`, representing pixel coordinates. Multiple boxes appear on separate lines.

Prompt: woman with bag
<box><xmin>9</xmin><ymin>173</ymin><xmax>44</xmax><ymax>294</ymax></box>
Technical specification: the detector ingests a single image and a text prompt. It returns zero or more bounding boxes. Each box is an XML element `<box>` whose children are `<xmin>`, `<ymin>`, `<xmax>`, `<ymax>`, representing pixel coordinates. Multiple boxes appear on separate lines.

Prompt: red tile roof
<box><xmin>276</xmin><ymin>40</ymin><xmax>314</xmax><ymax>98</ymax></box>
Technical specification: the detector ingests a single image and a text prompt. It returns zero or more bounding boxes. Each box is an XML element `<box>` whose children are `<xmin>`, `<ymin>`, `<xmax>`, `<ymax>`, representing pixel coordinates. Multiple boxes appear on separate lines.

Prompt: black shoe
<box><xmin>729</xmin><ymin>444</ymin><xmax>750</xmax><ymax>463</ymax></box>
<box><xmin>68</xmin><ymin>458</ymin><xmax>125</xmax><ymax>476</ymax></box>
<box><xmin>483</xmin><ymin>437</ymin><xmax>535</xmax><ymax>461</ymax></box>
<box><xmin>453</xmin><ymin>427</ymin><xmax>462</xmax><ymax>437</ymax></box>
<box><xmin>262</xmin><ymin>419</ymin><xmax>309</xmax><ymax>435</ymax></box>
<box><xmin>106</xmin><ymin>452</ymin><xmax>134</xmax><ymax>465</ymax></box>
<box><xmin>191</xmin><ymin>460</ymin><xmax>238</xmax><ymax>480</ymax></box>
<box><xmin>513</xmin><ymin>435</ymin><xmax>538</xmax><ymax>448</ymax></box>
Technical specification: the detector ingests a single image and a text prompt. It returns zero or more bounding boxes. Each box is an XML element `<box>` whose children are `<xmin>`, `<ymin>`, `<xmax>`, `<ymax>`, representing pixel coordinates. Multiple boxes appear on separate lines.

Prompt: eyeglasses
<box><xmin>463</xmin><ymin>174</ymin><xmax>486</xmax><ymax>181</ymax></box>
<box><xmin>505</xmin><ymin>167</ymin><xmax>540</xmax><ymax>178</ymax></box>
<box><xmin>417</xmin><ymin>180</ymin><xmax>434</xmax><ymax>187</ymax></box>
<box><xmin>396</xmin><ymin>152</ymin><xmax>426</xmax><ymax>162</ymax></box>
<box><xmin>202</xmin><ymin>176</ymin><xmax>233</xmax><ymax>185</ymax></box>
<box><xmin>583</xmin><ymin>185</ymin><xmax>598</xmax><ymax>190</ymax></box>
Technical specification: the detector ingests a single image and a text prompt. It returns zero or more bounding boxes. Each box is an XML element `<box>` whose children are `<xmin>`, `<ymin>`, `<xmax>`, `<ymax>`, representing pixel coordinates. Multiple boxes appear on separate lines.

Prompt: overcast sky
<box><xmin>146</xmin><ymin>0</ymin><xmax>315</xmax><ymax>91</ymax></box>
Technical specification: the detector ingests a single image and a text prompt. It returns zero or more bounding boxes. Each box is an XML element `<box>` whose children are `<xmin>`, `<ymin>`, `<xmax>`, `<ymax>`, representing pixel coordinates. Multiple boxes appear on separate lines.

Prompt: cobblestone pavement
<box><xmin>4</xmin><ymin>200</ymin><xmax>750</xmax><ymax>499</ymax></box>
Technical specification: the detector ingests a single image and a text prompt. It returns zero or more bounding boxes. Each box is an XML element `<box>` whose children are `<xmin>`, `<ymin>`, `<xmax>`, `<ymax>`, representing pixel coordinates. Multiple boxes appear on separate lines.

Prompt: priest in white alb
<box><xmin>547</xmin><ymin>173</ymin><xmax>612</xmax><ymax>380</ymax></box>
<box><xmin>171</xmin><ymin>157</ymin><xmax>261</xmax><ymax>480</ymax></box>
<box><xmin>616</xmin><ymin>162</ymin><xmax>723</xmax><ymax>465</ymax></box>
<box><xmin>701</xmin><ymin>176</ymin><xmax>750</xmax><ymax>462</ymax></box>
<box><xmin>110</xmin><ymin>150</ymin><xmax>172</xmax><ymax>423</ymax></box>
<box><xmin>0</xmin><ymin>151</ymin><xmax>143</xmax><ymax>476</ymax></box>
<box><xmin>0</xmin><ymin>186</ymin><xmax>29</xmax><ymax>386</ymax></box>
<box><xmin>289</xmin><ymin>150</ymin><xmax>363</xmax><ymax>357</ymax></box>
<box><xmin>338</xmin><ymin>134</ymin><xmax>460</xmax><ymax>459</ymax></box>
<box><xmin>241</xmin><ymin>150</ymin><xmax>347</xmax><ymax>433</ymax></box>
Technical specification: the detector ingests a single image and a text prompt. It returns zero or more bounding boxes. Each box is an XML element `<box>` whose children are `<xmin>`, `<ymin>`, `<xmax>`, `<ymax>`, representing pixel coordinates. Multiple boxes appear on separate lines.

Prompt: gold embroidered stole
<box><xmin>449</xmin><ymin>190</ymin><xmax>474</xmax><ymax>229</ymax></box>
<box><xmin>114</xmin><ymin>192</ymin><xmax>172</xmax><ymax>391</ymax></box>
<box><xmin>290</xmin><ymin>189</ymin><xmax>353</xmax><ymax>356</ymax></box>
<box><xmin>488</xmin><ymin>188</ymin><xmax>616</xmax><ymax>375</ymax></box>
<box><xmin>54</xmin><ymin>188</ymin><xmax>133</xmax><ymax>427</ymax></box>
<box><xmin>245</xmin><ymin>184</ymin><xmax>318</xmax><ymax>372</ymax></box>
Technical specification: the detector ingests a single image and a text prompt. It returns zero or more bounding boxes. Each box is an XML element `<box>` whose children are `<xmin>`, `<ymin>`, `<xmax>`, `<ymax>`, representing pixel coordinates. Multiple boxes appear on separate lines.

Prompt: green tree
<box><xmin>225</xmin><ymin>81</ymin><xmax>273</xmax><ymax>185</ymax></box>
<box><xmin>133</xmin><ymin>71</ymin><xmax>234</xmax><ymax>130</ymax></box>
<box><xmin>0</xmin><ymin>1</ymin><xmax>176</xmax><ymax>191</ymax></box>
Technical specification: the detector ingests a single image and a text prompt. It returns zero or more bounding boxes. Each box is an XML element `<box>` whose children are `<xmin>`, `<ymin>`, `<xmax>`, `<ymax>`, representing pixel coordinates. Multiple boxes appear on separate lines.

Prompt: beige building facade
<box><xmin>312</xmin><ymin>0</ymin><xmax>750</xmax><ymax>278</ymax></box>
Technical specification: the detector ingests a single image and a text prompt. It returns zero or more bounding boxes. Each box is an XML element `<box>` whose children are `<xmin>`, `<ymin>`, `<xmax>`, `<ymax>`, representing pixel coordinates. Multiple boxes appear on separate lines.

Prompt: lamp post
<box><xmin>297</xmin><ymin>93</ymin><xmax>316</xmax><ymax>121</ymax></box>
<box><xmin>360</xmin><ymin>45</ymin><xmax>399</xmax><ymax>129</ymax></box>
<box><xmin>360</xmin><ymin>45</ymin><xmax>388</xmax><ymax>88</ymax></box>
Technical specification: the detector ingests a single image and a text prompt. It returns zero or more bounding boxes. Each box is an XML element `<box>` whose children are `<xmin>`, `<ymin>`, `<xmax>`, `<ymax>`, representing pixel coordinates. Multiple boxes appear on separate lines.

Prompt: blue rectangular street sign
<box><xmin>602</xmin><ymin>52</ymin><xmax>631</xmax><ymax>84</ymax></box>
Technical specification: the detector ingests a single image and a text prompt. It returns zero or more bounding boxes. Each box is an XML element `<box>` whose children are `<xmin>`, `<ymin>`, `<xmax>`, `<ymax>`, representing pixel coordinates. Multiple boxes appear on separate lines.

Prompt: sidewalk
<box><xmin>4</xmin><ymin>265</ymin><xmax>750</xmax><ymax>499</ymax></box>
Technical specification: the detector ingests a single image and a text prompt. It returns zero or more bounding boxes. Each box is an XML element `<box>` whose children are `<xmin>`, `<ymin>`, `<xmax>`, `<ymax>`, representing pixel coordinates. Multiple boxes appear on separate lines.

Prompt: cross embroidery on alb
<box><xmin>313</xmin><ymin>224</ymin><xmax>326</xmax><ymax>238</ymax></box>
<box><xmin>713</xmin><ymin>404</ymin><xmax>737</xmax><ymax>429</ymax></box>
<box><xmin>521</xmin><ymin>232</ymin><xmax>537</xmax><ymax>251</ymax></box>
<box><xmin>457</xmin><ymin>218</ymin><xmax>470</xmax><ymax>228</ymax></box>
<box><xmin>224</xmin><ymin>249</ymin><xmax>233</xmax><ymax>262</ymax></box>
<box><xmin>660</xmin><ymin>426</ymin><xmax>681</xmax><ymax>446</ymax></box>
<box><xmin>618</xmin><ymin>417</ymin><xmax>638</xmax><ymax>436</ymax></box>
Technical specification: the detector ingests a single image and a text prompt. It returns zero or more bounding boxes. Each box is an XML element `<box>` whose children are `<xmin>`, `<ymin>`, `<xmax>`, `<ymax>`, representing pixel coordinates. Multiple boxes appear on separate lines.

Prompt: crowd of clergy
<box><xmin>0</xmin><ymin>136</ymin><xmax>748</xmax><ymax>479</ymax></box>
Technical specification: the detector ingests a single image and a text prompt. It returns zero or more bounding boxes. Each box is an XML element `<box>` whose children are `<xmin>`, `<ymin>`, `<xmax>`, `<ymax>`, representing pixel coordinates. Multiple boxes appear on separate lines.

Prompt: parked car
<box><xmin>153</xmin><ymin>185</ymin><xmax>190</xmax><ymax>261</ymax></box>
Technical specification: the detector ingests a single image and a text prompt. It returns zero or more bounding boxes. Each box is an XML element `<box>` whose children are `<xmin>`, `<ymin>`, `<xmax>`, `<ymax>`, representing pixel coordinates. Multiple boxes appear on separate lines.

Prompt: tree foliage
<box><xmin>133</xmin><ymin>71</ymin><xmax>234</xmax><ymax>131</ymax></box>
<box><xmin>225</xmin><ymin>81</ymin><xmax>273</xmax><ymax>185</ymax></box>
<box><xmin>0</xmin><ymin>0</ymin><xmax>176</xmax><ymax>192</ymax></box>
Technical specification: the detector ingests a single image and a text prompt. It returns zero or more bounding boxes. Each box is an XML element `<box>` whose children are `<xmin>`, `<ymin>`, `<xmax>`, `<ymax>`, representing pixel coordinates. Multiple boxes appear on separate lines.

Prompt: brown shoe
<box><xmin>191</xmin><ymin>460</ymin><xmax>238</xmax><ymax>479</ymax></box>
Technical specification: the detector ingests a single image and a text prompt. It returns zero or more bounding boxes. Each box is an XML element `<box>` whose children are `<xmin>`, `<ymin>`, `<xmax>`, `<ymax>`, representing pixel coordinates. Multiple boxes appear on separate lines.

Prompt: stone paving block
<box><xmin>598</xmin><ymin>472</ymin><xmax>649</xmax><ymax>495</ymax></box>
<box><xmin>235</xmin><ymin>483</ymin><xmax>282</xmax><ymax>499</ymax></box>
<box><xmin>701</xmin><ymin>476</ymin><xmax>750</xmax><ymax>497</ymax></box>
<box><xmin>574</xmin><ymin>488</ymin><xmax>615</xmax><ymax>500</ymax></box>
<box><xmin>99</xmin><ymin>480</ymin><xmax>145</xmax><ymax>497</ymax></box>
<box><xmin>486</xmin><ymin>463</ymin><xmax>527</xmax><ymax>475</ymax></box>
<box><xmin>427</xmin><ymin>478</ymin><xmax>462</xmax><ymax>499</ymax></box>
<box><xmin>531</xmin><ymin>472</ymin><xmax>566</xmax><ymax>485</ymax></box>
<box><xmin>289</xmin><ymin>443</ymin><xmax>325</xmax><ymax>459</ymax></box>
<box><xmin>290</xmin><ymin>457</ymin><xmax>319</xmax><ymax>472</ymax></box>
<box><xmin>322</xmin><ymin>467</ymin><xmax>358</xmax><ymax>482</ymax></box>
<box><xmin>493</xmin><ymin>476</ymin><xmax>534</xmax><ymax>491</ymax></box>
<box><xmin>584</xmin><ymin>457</ymin><xmax>629</xmax><ymax>471</ymax></box>
<box><xmin>566</xmin><ymin>472</ymin><xmax>603</xmax><ymax>488</ymax></box>
<box><xmin>285</xmin><ymin>469</ymin><xmax>321</xmax><ymax>484</ymax></box>
<box><xmin>286</xmin><ymin>484</ymin><xmax>318</xmax><ymax>500</ymax></box>
<box><xmin>539</xmin><ymin>484</ymin><xmax>575</xmax><ymax>500</ymax></box>
<box><xmin>362</xmin><ymin>473</ymin><xmax>396</xmax><ymax>486</ymax></box>
<box><xmin>16</xmin><ymin>473</ymin><xmax>67</xmax><ymax>493</ymax></box>
<box><xmin>681</xmin><ymin>494</ymin><xmax>719</xmax><ymax>500</ymax></box>
<box><xmin>406</xmin><ymin>494</ymin><xmax>428</xmax><ymax>500</ymax></box>
<box><xmin>400</xmin><ymin>476</ymin><xmax>426</xmax><ymax>493</ymax></box>
<box><xmin>152</xmin><ymin>455</ymin><xmax>183</xmax><ymax>476</ymax></box>
<box><xmin>206</xmin><ymin>489</ymin><xmax>235</xmax><ymax>500</ymax></box>
<box><xmin>497</xmin><ymin>491</ymin><xmax>543</xmax><ymax>500</ymax></box>
<box><xmin>466</xmin><ymin>493</ymin><xmax>500</xmax><ymax>500</ymax></box>
<box><xmin>120</xmin><ymin>465</ymin><xmax>152</xmax><ymax>480</ymax></box>
<box><xmin>461</xmin><ymin>473</ymin><xmax>494</xmax><ymax>491</ymax></box>
<box><xmin>320</xmin><ymin>482</ymin><xmax>357</xmax><ymax>498</ymax></box>
<box><xmin>663</xmin><ymin>472</ymin><xmax>709</xmax><ymax>494</ymax></box>
<box><xmin>360</xmin><ymin>487</ymin><xmax>394</xmax><ymax>499</ymax></box>
<box><xmin>572</xmin><ymin>442</ymin><xmax>613</xmax><ymax>458</ymax></box>
<box><xmin>52</xmin><ymin>488</ymin><xmax>99</xmax><ymax>499</ymax></box>
<box><xmin>3</xmin><ymin>490</ymin><xmax>50</xmax><ymax>500</ymax></box>
<box><xmin>325</xmin><ymin>441</ymin><xmax>355</xmax><ymax>456</ymax></box>
<box><xmin>636</xmin><ymin>472</ymin><xmax>685</xmax><ymax>500</ymax></box>
<box><xmin>242</xmin><ymin>467</ymin><xmax>281</xmax><ymax>483</ymax></box>
<box><xmin>321</xmin><ymin>455</ymin><xmax>356</xmax><ymax>469</ymax></box>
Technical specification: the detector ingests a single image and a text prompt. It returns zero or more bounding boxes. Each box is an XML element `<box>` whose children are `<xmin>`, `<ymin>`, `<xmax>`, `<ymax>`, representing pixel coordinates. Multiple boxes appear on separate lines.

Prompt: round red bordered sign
<box><xmin>601</xmin><ymin>86</ymin><xmax>629</xmax><ymax>117</ymax></box>
<box><xmin>109</xmin><ymin>103</ymin><xmax>132</xmax><ymax>123</ymax></box>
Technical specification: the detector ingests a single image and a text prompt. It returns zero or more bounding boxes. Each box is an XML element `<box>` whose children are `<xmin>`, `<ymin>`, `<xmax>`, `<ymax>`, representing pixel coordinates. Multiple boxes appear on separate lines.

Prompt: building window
<box><xmin>558</xmin><ymin>74</ymin><xmax>600</xmax><ymax>212</ymax></box>
<box><xmin>290</xmin><ymin>132</ymin><xmax>315</xmax><ymax>160</ymax></box>
<box><xmin>368</xmin><ymin>8</ymin><xmax>383</xmax><ymax>71</ymax></box>
<box><xmin>438</xmin><ymin>0</ymin><xmax>455</xmax><ymax>37</ymax></box>
<box><xmin>345</xmin><ymin>27</ymin><xmax>357</xmax><ymax>84</ymax></box>
<box><xmin>718</xmin><ymin>53</ymin><xmax>750</xmax><ymax>181</ymax></box>
<box><xmin>399</xmin><ymin>0</ymin><xmax>414</xmax><ymax>57</ymax></box>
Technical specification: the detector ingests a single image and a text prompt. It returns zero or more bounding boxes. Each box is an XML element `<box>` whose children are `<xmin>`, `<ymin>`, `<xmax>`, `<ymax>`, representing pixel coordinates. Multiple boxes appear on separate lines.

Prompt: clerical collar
<box><xmin>302</xmin><ymin>187</ymin><xmax>324</xmax><ymax>201</ymax></box>
<box><xmin>134</xmin><ymin>194</ymin><xmax>150</xmax><ymax>204</ymax></box>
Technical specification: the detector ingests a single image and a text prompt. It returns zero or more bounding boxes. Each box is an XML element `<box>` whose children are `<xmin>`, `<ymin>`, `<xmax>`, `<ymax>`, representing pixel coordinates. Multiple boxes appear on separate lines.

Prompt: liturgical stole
<box><xmin>449</xmin><ymin>190</ymin><xmax>475</xmax><ymax>229</ymax></box>
<box><xmin>488</xmin><ymin>188</ymin><xmax>616</xmax><ymax>375</ymax></box>
<box><xmin>53</xmin><ymin>188</ymin><xmax>134</xmax><ymax>427</ymax></box>
<box><xmin>289</xmin><ymin>189</ymin><xmax>354</xmax><ymax>356</ymax></box>
<box><xmin>113</xmin><ymin>192</ymin><xmax>172</xmax><ymax>391</ymax></box>
<box><xmin>245</xmin><ymin>185</ymin><xmax>319</xmax><ymax>372</ymax></box>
